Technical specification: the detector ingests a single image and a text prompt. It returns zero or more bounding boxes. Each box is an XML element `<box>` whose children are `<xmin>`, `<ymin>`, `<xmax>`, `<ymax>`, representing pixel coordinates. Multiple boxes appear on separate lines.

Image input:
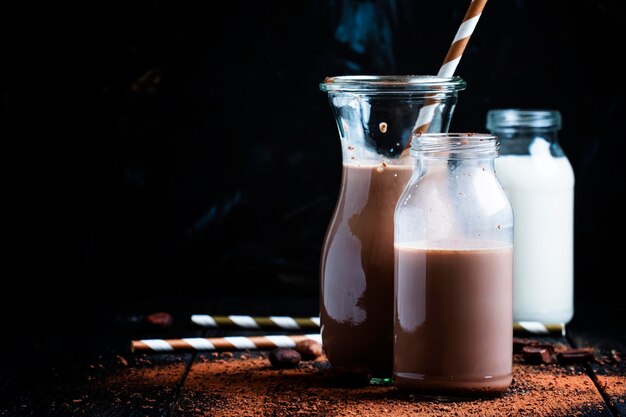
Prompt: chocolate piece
<box><xmin>295</xmin><ymin>339</ymin><xmax>323</xmax><ymax>360</ymax></box>
<box><xmin>557</xmin><ymin>348</ymin><xmax>596</xmax><ymax>365</ymax></box>
<box><xmin>513</xmin><ymin>337</ymin><xmax>539</xmax><ymax>354</ymax></box>
<box><xmin>269</xmin><ymin>348</ymin><xmax>301</xmax><ymax>369</ymax></box>
<box><xmin>533</xmin><ymin>343</ymin><xmax>556</xmax><ymax>353</ymax></box>
<box><xmin>522</xmin><ymin>346</ymin><xmax>555</xmax><ymax>365</ymax></box>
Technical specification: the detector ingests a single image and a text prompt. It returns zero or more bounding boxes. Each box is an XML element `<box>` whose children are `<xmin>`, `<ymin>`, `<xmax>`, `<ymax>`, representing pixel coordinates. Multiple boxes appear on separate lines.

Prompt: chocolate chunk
<box><xmin>269</xmin><ymin>348</ymin><xmax>301</xmax><ymax>369</ymax></box>
<box><xmin>513</xmin><ymin>338</ymin><xmax>539</xmax><ymax>354</ymax></box>
<box><xmin>533</xmin><ymin>343</ymin><xmax>556</xmax><ymax>353</ymax></box>
<box><xmin>522</xmin><ymin>346</ymin><xmax>555</xmax><ymax>365</ymax></box>
<box><xmin>557</xmin><ymin>348</ymin><xmax>596</xmax><ymax>365</ymax></box>
<box><xmin>295</xmin><ymin>339</ymin><xmax>323</xmax><ymax>360</ymax></box>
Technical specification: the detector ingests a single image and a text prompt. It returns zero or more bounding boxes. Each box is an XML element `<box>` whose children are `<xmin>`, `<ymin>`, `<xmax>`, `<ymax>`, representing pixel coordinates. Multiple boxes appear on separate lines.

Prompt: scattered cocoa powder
<box><xmin>37</xmin><ymin>340</ymin><xmax>618</xmax><ymax>417</ymax></box>
<box><xmin>164</xmin><ymin>352</ymin><xmax>612</xmax><ymax>417</ymax></box>
<box><xmin>587</xmin><ymin>347</ymin><xmax>626</xmax><ymax>413</ymax></box>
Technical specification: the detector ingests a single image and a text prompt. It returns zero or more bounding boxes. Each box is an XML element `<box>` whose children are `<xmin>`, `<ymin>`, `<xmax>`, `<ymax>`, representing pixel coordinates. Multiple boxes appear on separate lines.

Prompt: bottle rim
<box><xmin>319</xmin><ymin>75</ymin><xmax>466</xmax><ymax>93</ymax></box>
<box><xmin>411</xmin><ymin>133</ymin><xmax>499</xmax><ymax>160</ymax></box>
<box><xmin>486</xmin><ymin>109</ymin><xmax>562</xmax><ymax>130</ymax></box>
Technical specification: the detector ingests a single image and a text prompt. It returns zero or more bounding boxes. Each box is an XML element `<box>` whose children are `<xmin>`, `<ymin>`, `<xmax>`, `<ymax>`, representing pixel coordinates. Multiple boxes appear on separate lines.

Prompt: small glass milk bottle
<box><xmin>487</xmin><ymin>109</ymin><xmax>574</xmax><ymax>325</ymax></box>
<box><xmin>394</xmin><ymin>133</ymin><xmax>514</xmax><ymax>396</ymax></box>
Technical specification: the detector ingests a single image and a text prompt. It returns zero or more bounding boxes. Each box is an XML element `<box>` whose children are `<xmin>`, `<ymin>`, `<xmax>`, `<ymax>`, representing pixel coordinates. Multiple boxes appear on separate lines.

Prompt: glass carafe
<box><xmin>319</xmin><ymin>76</ymin><xmax>466</xmax><ymax>378</ymax></box>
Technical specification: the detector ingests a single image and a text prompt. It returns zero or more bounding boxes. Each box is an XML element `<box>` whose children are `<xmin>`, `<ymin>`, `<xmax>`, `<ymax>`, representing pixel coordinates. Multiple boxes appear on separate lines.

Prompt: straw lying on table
<box><xmin>131</xmin><ymin>318</ymin><xmax>564</xmax><ymax>353</ymax></box>
<box><xmin>191</xmin><ymin>315</ymin><xmax>565</xmax><ymax>336</ymax></box>
<box><xmin>131</xmin><ymin>334</ymin><xmax>322</xmax><ymax>353</ymax></box>
<box><xmin>514</xmin><ymin>322</ymin><xmax>566</xmax><ymax>337</ymax></box>
<box><xmin>191</xmin><ymin>315</ymin><xmax>319</xmax><ymax>330</ymax></box>
<box><xmin>131</xmin><ymin>322</ymin><xmax>564</xmax><ymax>353</ymax></box>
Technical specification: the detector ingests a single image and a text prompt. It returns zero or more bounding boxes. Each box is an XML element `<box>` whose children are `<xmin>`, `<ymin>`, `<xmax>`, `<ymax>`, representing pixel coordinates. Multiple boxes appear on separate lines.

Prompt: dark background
<box><xmin>4</xmin><ymin>0</ymin><xmax>624</xmax><ymax>328</ymax></box>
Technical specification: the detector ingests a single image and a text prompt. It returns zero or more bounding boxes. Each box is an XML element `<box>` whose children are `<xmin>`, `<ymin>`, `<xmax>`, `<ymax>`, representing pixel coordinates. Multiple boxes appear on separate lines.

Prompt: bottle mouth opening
<box><xmin>411</xmin><ymin>133</ymin><xmax>499</xmax><ymax>159</ymax></box>
<box><xmin>320</xmin><ymin>75</ymin><xmax>466</xmax><ymax>93</ymax></box>
<box><xmin>486</xmin><ymin>109</ymin><xmax>562</xmax><ymax>130</ymax></box>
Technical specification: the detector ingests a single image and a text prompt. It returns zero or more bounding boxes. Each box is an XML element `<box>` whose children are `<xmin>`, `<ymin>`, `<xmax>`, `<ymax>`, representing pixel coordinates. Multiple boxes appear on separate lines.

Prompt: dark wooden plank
<box><xmin>171</xmin><ymin>332</ymin><xmax>612</xmax><ymax>416</ymax></box>
<box><xmin>2</xmin><ymin>297</ymin><xmax>620</xmax><ymax>416</ymax></box>
<box><xmin>1</xmin><ymin>354</ymin><xmax>194</xmax><ymax>417</ymax></box>
<box><xmin>568</xmin><ymin>323</ymin><xmax>626</xmax><ymax>417</ymax></box>
<box><xmin>0</xmin><ymin>307</ymin><xmax>200</xmax><ymax>417</ymax></box>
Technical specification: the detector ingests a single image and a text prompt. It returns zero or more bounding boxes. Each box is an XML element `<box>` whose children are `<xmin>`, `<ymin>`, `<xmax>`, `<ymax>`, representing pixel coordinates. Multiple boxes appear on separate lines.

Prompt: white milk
<box><xmin>495</xmin><ymin>140</ymin><xmax>575</xmax><ymax>324</ymax></box>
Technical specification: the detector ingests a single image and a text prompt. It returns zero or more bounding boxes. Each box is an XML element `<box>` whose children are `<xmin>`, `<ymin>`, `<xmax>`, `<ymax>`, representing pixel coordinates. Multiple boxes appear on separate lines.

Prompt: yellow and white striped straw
<box><xmin>131</xmin><ymin>333</ymin><xmax>322</xmax><ymax>353</ymax></box>
<box><xmin>190</xmin><ymin>315</ymin><xmax>564</xmax><ymax>336</ymax></box>
<box><xmin>514</xmin><ymin>321</ymin><xmax>566</xmax><ymax>337</ymax></box>
<box><xmin>191</xmin><ymin>315</ymin><xmax>320</xmax><ymax>330</ymax></box>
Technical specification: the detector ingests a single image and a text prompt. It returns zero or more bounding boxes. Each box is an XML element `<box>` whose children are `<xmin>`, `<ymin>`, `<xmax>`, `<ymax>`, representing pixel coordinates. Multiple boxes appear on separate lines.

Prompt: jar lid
<box><xmin>320</xmin><ymin>75</ymin><xmax>466</xmax><ymax>93</ymax></box>
<box><xmin>486</xmin><ymin>109</ymin><xmax>562</xmax><ymax>130</ymax></box>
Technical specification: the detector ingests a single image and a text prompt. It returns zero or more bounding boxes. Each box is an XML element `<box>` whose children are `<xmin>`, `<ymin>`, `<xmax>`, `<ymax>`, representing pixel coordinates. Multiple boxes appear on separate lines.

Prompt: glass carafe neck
<box><xmin>321</xmin><ymin>76</ymin><xmax>466</xmax><ymax>163</ymax></box>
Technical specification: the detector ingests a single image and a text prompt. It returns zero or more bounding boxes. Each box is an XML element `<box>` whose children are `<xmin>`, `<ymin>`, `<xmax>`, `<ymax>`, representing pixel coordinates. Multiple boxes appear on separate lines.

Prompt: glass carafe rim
<box><xmin>320</xmin><ymin>75</ymin><xmax>466</xmax><ymax>93</ymax></box>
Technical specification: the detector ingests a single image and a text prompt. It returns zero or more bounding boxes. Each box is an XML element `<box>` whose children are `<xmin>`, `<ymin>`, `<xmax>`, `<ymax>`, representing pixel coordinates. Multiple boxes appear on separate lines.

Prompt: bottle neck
<box><xmin>491</xmin><ymin>128</ymin><xmax>563</xmax><ymax>157</ymax></box>
<box><xmin>418</xmin><ymin>157</ymin><xmax>496</xmax><ymax>174</ymax></box>
<box><xmin>493</xmin><ymin>127</ymin><xmax>559</xmax><ymax>142</ymax></box>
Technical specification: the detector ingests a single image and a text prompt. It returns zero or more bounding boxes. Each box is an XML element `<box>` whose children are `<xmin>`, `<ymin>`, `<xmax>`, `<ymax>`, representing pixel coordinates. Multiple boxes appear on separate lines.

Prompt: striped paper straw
<box><xmin>437</xmin><ymin>0</ymin><xmax>488</xmax><ymax>78</ymax></box>
<box><xmin>407</xmin><ymin>0</ymin><xmax>488</xmax><ymax>143</ymax></box>
<box><xmin>191</xmin><ymin>315</ymin><xmax>564</xmax><ymax>336</ymax></box>
<box><xmin>131</xmin><ymin>334</ymin><xmax>322</xmax><ymax>353</ymax></box>
<box><xmin>191</xmin><ymin>315</ymin><xmax>320</xmax><ymax>330</ymax></box>
<box><xmin>514</xmin><ymin>322</ymin><xmax>566</xmax><ymax>337</ymax></box>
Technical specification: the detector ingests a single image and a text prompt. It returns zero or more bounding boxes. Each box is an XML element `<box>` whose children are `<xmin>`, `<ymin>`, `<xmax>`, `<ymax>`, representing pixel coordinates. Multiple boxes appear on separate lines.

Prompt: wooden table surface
<box><xmin>1</xmin><ymin>296</ymin><xmax>624</xmax><ymax>416</ymax></box>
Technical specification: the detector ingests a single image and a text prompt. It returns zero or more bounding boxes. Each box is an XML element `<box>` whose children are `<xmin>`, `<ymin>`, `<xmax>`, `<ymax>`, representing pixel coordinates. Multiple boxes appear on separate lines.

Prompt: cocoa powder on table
<box><xmin>164</xmin><ymin>352</ymin><xmax>615</xmax><ymax>417</ymax></box>
<box><xmin>80</xmin><ymin>347</ymin><xmax>624</xmax><ymax>417</ymax></box>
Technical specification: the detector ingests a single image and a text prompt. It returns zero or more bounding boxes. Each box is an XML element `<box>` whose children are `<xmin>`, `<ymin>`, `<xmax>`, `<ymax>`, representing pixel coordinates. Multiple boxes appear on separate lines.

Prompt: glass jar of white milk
<box><xmin>486</xmin><ymin>109</ymin><xmax>574</xmax><ymax>325</ymax></box>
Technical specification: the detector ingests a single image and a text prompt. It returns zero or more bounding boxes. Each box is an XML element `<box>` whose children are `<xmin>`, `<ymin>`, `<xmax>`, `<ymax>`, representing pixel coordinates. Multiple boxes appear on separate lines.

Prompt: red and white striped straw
<box><xmin>410</xmin><ymin>0</ymin><xmax>488</xmax><ymax>138</ymax></box>
<box><xmin>131</xmin><ymin>333</ymin><xmax>322</xmax><ymax>353</ymax></box>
